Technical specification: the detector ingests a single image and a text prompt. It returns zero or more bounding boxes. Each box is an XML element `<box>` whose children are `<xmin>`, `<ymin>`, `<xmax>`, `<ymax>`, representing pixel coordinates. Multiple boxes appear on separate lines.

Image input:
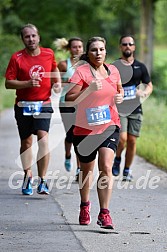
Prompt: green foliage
<box><xmin>151</xmin><ymin>64</ymin><xmax>167</xmax><ymax>102</ymax></box>
<box><xmin>2</xmin><ymin>11</ymin><xmax>24</xmax><ymax>34</ymax></box>
<box><xmin>53</xmin><ymin>50</ymin><xmax>70</xmax><ymax>64</ymax></box>
<box><xmin>1</xmin><ymin>0</ymin><xmax>141</xmax><ymax>51</ymax></box>
<box><xmin>0</xmin><ymin>82</ymin><xmax>15</xmax><ymax>111</ymax></box>
<box><xmin>151</xmin><ymin>46</ymin><xmax>167</xmax><ymax>103</ymax></box>
<box><xmin>0</xmin><ymin>34</ymin><xmax>22</xmax><ymax>77</ymax></box>
<box><xmin>10</xmin><ymin>0</ymin><xmax>96</xmax><ymax>46</ymax></box>
<box><xmin>154</xmin><ymin>0</ymin><xmax>167</xmax><ymax>44</ymax></box>
<box><xmin>0</xmin><ymin>0</ymin><xmax>12</xmax><ymax>11</ymax></box>
<box><xmin>1</xmin><ymin>0</ymin><xmax>166</xmax><ymax>52</ymax></box>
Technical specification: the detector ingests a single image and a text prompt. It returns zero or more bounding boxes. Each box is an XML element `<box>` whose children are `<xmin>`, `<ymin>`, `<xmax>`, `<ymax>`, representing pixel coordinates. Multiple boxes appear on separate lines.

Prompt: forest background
<box><xmin>0</xmin><ymin>0</ymin><xmax>167</xmax><ymax>171</ymax></box>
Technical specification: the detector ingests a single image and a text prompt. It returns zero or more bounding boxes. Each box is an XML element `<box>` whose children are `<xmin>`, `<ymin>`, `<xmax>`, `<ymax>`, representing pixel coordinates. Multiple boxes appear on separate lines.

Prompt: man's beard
<box><xmin>122</xmin><ymin>51</ymin><xmax>132</xmax><ymax>58</ymax></box>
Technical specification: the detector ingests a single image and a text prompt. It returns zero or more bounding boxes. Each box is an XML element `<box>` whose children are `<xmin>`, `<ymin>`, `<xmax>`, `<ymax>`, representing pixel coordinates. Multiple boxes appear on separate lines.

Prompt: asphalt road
<box><xmin>0</xmin><ymin>94</ymin><xmax>167</xmax><ymax>252</ymax></box>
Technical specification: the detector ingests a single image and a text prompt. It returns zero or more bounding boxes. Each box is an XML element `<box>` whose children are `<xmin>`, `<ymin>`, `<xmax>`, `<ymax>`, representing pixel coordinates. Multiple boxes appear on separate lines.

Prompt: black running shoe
<box><xmin>112</xmin><ymin>157</ymin><xmax>121</xmax><ymax>176</ymax></box>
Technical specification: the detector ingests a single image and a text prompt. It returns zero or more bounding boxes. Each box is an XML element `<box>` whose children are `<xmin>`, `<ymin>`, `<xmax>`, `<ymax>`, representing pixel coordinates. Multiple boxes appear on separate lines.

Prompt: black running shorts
<box><xmin>14</xmin><ymin>103</ymin><xmax>53</xmax><ymax>140</ymax></box>
<box><xmin>73</xmin><ymin>125</ymin><xmax>120</xmax><ymax>163</ymax></box>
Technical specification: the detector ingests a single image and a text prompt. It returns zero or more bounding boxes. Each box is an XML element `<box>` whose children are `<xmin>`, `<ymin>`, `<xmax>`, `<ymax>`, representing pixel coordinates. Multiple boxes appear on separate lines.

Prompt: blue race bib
<box><xmin>86</xmin><ymin>105</ymin><xmax>111</xmax><ymax>126</ymax></box>
<box><xmin>123</xmin><ymin>85</ymin><xmax>136</xmax><ymax>100</ymax></box>
<box><xmin>21</xmin><ymin>101</ymin><xmax>43</xmax><ymax>116</ymax></box>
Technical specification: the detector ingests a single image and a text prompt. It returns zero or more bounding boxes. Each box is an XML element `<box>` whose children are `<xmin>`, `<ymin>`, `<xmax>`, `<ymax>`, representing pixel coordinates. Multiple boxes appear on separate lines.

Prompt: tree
<box><xmin>0</xmin><ymin>0</ymin><xmax>12</xmax><ymax>33</ymax></box>
<box><xmin>139</xmin><ymin>0</ymin><xmax>157</xmax><ymax>73</ymax></box>
<box><xmin>1</xmin><ymin>0</ymin><xmax>166</xmax><ymax>74</ymax></box>
<box><xmin>154</xmin><ymin>0</ymin><xmax>167</xmax><ymax>44</ymax></box>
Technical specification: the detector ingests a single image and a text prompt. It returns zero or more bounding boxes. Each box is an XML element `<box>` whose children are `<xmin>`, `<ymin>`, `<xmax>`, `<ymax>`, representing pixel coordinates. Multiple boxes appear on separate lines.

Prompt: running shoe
<box><xmin>75</xmin><ymin>167</ymin><xmax>80</xmax><ymax>182</ymax></box>
<box><xmin>122</xmin><ymin>169</ymin><xmax>133</xmax><ymax>182</ymax></box>
<box><xmin>37</xmin><ymin>180</ymin><xmax>49</xmax><ymax>195</ymax></box>
<box><xmin>97</xmin><ymin>212</ymin><xmax>114</xmax><ymax>229</ymax></box>
<box><xmin>65</xmin><ymin>158</ymin><xmax>72</xmax><ymax>172</ymax></box>
<box><xmin>112</xmin><ymin>157</ymin><xmax>121</xmax><ymax>176</ymax></box>
<box><xmin>79</xmin><ymin>203</ymin><xmax>91</xmax><ymax>225</ymax></box>
<box><xmin>22</xmin><ymin>176</ymin><xmax>33</xmax><ymax>195</ymax></box>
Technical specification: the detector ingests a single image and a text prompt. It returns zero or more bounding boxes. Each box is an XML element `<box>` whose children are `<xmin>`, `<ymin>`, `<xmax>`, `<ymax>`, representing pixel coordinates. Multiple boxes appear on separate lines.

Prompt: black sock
<box><xmin>80</xmin><ymin>201</ymin><xmax>90</xmax><ymax>207</ymax></box>
<box><xmin>24</xmin><ymin>170</ymin><xmax>32</xmax><ymax>179</ymax></box>
<box><xmin>65</xmin><ymin>154</ymin><xmax>71</xmax><ymax>159</ymax></box>
<box><xmin>115</xmin><ymin>156</ymin><xmax>121</xmax><ymax>161</ymax></box>
<box><xmin>100</xmin><ymin>208</ymin><xmax>109</xmax><ymax>214</ymax></box>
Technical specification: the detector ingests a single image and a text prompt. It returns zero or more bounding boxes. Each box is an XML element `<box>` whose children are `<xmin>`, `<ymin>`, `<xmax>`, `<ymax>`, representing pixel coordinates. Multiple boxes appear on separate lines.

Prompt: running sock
<box><xmin>80</xmin><ymin>201</ymin><xmax>90</xmax><ymax>207</ymax></box>
<box><xmin>100</xmin><ymin>208</ymin><xmax>109</xmax><ymax>214</ymax></box>
<box><xmin>24</xmin><ymin>170</ymin><xmax>32</xmax><ymax>179</ymax></box>
<box><xmin>40</xmin><ymin>178</ymin><xmax>45</xmax><ymax>183</ymax></box>
<box><xmin>65</xmin><ymin>154</ymin><xmax>71</xmax><ymax>159</ymax></box>
<box><xmin>123</xmin><ymin>167</ymin><xmax>130</xmax><ymax>175</ymax></box>
<box><xmin>115</xmin><ymin>156</ymin><xmax>121</xmax><ymax>161</ymax></box>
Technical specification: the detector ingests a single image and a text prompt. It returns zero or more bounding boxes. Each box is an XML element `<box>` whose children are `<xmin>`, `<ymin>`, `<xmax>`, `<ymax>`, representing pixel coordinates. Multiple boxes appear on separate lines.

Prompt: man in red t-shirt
<box><xmin>5</xmin><ymin>23</ymin><xmax>61</xmax><ymax>195</ymax></box>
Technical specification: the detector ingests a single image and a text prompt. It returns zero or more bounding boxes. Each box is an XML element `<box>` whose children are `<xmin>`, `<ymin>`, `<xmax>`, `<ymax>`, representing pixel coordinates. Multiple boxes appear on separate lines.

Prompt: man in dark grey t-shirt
<box><xmin>112</xmin><ymin>35</ymin><xmax>153</xmax><ymax>181</ymax></box>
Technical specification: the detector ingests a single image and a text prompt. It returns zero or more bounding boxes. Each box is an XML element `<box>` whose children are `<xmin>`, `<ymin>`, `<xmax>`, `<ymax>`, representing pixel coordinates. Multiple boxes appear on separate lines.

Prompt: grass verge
<box><xmin>137</xmin><ymin>97</ymin><xmax>167</xmax><ymax>172</ymax></box>
<box><xmin>0</xmin><ymin>82</ymin><xmax>15</xmax><ymax>112</ymax></box>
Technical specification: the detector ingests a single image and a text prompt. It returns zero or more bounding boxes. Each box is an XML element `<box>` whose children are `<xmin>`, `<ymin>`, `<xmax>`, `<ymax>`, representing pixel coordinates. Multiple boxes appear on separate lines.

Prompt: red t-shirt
<box><xmin>5</xmin><ymin>47</ymin><xmax>57</xmax><ymax>103</ymax></box>
<box><xmin>69</xmin><ymin>63</ymin><xmax>121</xmax><ymax>135</ymax></box>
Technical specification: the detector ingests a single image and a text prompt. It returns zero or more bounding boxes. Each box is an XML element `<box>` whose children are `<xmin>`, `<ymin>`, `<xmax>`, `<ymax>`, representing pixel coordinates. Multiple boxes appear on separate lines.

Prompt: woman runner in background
<box><xmin>55</xmin><ymin>37</ymin><xmax>84</xmax><ymax>180</ymax></box>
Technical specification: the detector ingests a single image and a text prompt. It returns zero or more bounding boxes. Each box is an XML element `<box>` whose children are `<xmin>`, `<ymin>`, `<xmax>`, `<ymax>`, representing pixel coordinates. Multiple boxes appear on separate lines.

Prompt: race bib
<box><xmin>21</xmin><ymin>101</ymin><xmax>43</xmax><ymax>116</ymax></box>
<box><xmin>123</xmin><ymin>85</ymin><xmax>136</xmax><ymax>100</ymax></box>
<box><xmin>86</xmin><ymin>105</ymin><xmax>111</xmax><ymax>126</ymax></box>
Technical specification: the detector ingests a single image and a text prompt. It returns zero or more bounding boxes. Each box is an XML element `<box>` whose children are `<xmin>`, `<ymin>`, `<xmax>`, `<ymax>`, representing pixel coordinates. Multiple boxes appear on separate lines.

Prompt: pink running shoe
<box><xmin>97</xmin><ymin>212</ymin><xmax>114</xmax><ymax>229</ymax></box>
<box><xmin>79</xmin><ymin>203</ymin><xmax>91</xmax><ymax>225</ymax></box>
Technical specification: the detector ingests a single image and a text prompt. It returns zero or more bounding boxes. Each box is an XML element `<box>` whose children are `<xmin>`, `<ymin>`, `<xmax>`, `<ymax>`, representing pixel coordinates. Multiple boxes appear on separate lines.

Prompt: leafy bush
<box><xmin>151</xmin><ymin>63</ymin><xmax>167</xmax><ymax>104</ymax></box>
<box><xmin>0</xmin><ymin>34</ymin><xmax>22</xmax><ymax>80</ymax></box>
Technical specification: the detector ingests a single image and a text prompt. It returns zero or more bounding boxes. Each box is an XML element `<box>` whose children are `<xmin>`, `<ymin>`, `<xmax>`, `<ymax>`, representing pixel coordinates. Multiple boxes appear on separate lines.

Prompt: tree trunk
<box><xmin>140</xmin><ymin>0</ymin><xmax>155</xmax><ymax>74</ymax></box>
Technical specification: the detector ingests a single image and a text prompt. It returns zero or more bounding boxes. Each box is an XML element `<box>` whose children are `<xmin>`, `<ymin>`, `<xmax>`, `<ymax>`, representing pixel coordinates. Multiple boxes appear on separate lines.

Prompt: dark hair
<box><xmin>86</xmin><ymin>36</ymin><xmax>106</xmax><ymax>55</ymax></box>
<box><xmin>119</xmin><ymin>35</ymin><xmax>135</xmax><ymax>44</ymax></box>
<box><xmin>80</xmin><ymin>36</ymin><xmax>106</xmax><ymax>62</ymax></box>
<box><xmin>79</xmin><ymin>53</ymin><xmax>88</xmax><ymax>62</ymax></box>
<box><xmin>20</xmin><ymin>23</ymin><xmax>39</xmax><ymax>39</ymax></box>
<box><xmin>67</xmin><ymin>37</ymin><xmax>83</xmax><ymax>49</ymax></box>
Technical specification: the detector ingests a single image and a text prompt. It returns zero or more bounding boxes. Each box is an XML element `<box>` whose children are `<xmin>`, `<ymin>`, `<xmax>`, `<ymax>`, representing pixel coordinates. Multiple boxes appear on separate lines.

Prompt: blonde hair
<box><xmin>53</xmin><ymin>37</ymin><xmax>83</xmax><ymax>50</ymax></box>
<box><xmin>53</xmin><ymin>38</ymin><xmax>68</xmax><ymax>50</ymax></box>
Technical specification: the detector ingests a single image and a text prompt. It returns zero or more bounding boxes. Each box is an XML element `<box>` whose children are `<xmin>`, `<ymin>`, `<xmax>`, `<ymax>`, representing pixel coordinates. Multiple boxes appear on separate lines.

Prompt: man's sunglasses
<box><xmin>121</xmin><ymin>43</ymin><xmax>135</xmax><ymax>46</ymax></box>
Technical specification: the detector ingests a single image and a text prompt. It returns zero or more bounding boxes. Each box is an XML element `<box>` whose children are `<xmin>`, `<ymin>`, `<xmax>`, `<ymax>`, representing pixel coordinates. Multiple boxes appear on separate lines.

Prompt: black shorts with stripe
<box><xmin>73</xmin><ymin>125</ymin><xmax>120</xmax><ymax>163</ymax></box>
